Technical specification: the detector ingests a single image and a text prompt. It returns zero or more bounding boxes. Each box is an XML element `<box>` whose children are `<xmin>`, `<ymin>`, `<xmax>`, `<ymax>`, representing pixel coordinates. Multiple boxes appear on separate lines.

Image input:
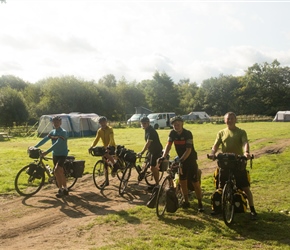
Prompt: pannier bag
<box><xmin>91</xmin><ymin>146</ymin><xmax>106</xmax><ymax>156</ymax></box>
<box><xmin>115</xmin><ymin>145</ymin><xmax>125</xmax><ymax>156</ymax></box>
<box><xmin>234</xmin><ymin>189</ymin><xmax>248</xmax><ymax>213</ymax></box>
<box><xmin>124</xmin><ymin>150</ymin><xmax>136</xmax><ymax>163</ymax></box>
<box><xmin>71</xmin><ymin>160</ymin><xmax>86</xmax><ymax>178</ymax></box>
<box><xmin>159</xmin><ymin>160</ymin><xmax>169</xmax><ymax>172</ymax></box>
<box><xmin>26</xmin><ymin>163</ymin><xmax>38</xmax><ymax>176</ymax></box>
<box><xmin>28</xmin><ymin>148</ymin><xmax>41</xmax><ymax>159</ymax></box>
<box><xmin>146</xmin><ymin>186</ymin><xmax>160</xmax><ymax>209</ymax></box>
<box><xmin>166</xmin><ymin>187</ymin><xmax>179</xmax><ymax>213</ymax></box>
<box><xmin>33</xmin><ymin>165</ymin><xmax>45</xmax><ymax>179</ymax></box>
<box><xmin>211</xmin><ymin>188</ymin><xmax>222</xmax><ymax>213</ymax></box>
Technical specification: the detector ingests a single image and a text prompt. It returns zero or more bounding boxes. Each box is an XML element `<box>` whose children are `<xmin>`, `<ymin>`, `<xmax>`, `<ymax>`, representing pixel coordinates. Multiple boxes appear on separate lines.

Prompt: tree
<box><xmin>0</xmin><ymin>75</ymin><xmax>28</xmax><ymax>91</ymax></box>
<box><xmin>0</xmin><ymin>87</ymin><xmax>29</xmax><ymax>126</ymax></box>
<box><xmin>241</xmin><ymin>60</ymin><xmax>290</xmax><ymax>115</ymax></box>
<box><xmin>142</xmin><ymin>71</ymin><xmax>179</xmax><ymax>112</ymax></box>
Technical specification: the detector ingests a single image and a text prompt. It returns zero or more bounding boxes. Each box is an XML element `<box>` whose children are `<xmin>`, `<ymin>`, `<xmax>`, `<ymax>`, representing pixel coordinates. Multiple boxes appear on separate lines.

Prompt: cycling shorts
<box><xmin>219</xmin><ymin>168</ymin><xmax>250</xmax><ymax>189</ymax></box>
<box><xmin>179</xmin><ymin>160</ymin><xmax>199</xmax><ymax>182</ymax></box>
<box><xmin>53</xmin><ymin>155</ymin><xmax>67</xmax><ymax>167</ymax></box>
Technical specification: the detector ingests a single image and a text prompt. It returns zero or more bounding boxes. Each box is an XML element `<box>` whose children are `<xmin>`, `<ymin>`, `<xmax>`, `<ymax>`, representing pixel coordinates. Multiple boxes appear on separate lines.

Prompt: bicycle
<box><xmin>118</xmin><ymin>148</ymin><xmax>165</xmax><ymax>196</ymax></box>
<box><xmin>91</xmin><ymin>146</ymin><xmax>126</xmax><ymax>190</ymax></box>
<box><xmin>15</xmin><ymin>148</ymin><xmax>84</xmax><ymax>196</ymax></box>
<box><xmin>155</xmin><ymin>159</ymin><xmax>184</xmax><ymax>217</ymax></box>
<box><xmin>207</xmin><ymin>153</ymin><xmax>254</xmax><ymax>226</ymax></box>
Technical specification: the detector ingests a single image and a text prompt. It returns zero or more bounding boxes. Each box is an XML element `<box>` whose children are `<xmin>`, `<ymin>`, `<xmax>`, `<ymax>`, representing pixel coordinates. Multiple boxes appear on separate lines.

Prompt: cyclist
<box><xmin>208</xmin><ymin>112</ymin><xmax>257</xmax><ymax>220</ymax></box>
<box><xmin>32</xmin><ymin>116</ymin><xmax>69</xmax><ymax>198</ymax></box>
<box><xmin>137</xmin><ymin>116</ymin><xmax>163</xmax><ymax>189</ymax></box>
<box><xmin>160</xmin><ymin>116</ymin><xmax>204</xmax><ymax>211</ymax></box>
<box><xmin>88</xmin><ymin>116</ymin><xmax>120</xmax><ymax>177</ymax></box>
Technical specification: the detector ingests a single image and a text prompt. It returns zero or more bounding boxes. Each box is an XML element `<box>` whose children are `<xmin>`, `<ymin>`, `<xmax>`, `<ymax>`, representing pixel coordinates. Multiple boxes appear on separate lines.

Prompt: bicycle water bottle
<box><xmin>46</xmin><ymin>164</ymin><xmax>53</xmax><ymax>174</ymax></box>
<box><xmin>174</xmin><ymin>173</ymin><xmax>179</xmax><ymax>188</ymax></box>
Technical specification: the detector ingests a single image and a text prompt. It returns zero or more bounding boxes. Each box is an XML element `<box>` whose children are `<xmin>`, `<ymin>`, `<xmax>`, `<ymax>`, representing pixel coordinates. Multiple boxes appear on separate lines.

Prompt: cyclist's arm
<box><xmin>162</xmin><ymin>141</ymin><xmax>172</xmax><ymax>159</ymax></box>
<box><xmin>90</xmin><ymin>130</ymin><xmax>101</xmax><ymax>148</ymax></box>
<box><xmin>45</xmin><ymin>131</ymin><xmax>68</xmax><ymax>155</ymax></box>
<box><xmin>140</xmin><ymin>139</ymin><xmax>152</xmax><ymax>155</ymax></box>
<box><xmin>108</xmin><ymin>128</ymin><xmax>116</xmax><ymax>147</ymax></box>
<box><xmin>34</xmin><ymin>135</ymin><xmax>50</xmax><ymax>148</ymax></box>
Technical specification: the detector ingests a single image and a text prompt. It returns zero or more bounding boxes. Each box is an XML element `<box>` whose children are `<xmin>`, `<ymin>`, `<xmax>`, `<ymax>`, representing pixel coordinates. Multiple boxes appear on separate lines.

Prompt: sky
<box><xmin>1</xmin><ymin>0</ymin><xmax>290</xmax><ymax>85</ymax></box>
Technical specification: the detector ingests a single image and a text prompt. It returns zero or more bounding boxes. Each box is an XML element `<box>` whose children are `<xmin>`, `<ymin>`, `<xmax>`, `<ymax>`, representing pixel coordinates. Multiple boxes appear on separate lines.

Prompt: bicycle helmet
<box><xmin>98</xmin><ymin>116</ymin><xmax>107</xmax><ymax>123</ymax></box>
<box><xmin>170</xmin><ymin>115</ymin><xmax>183</xmax><ymax>124</ymax></box>
<box><xmin>140</xmin><ymin>116</ymin><xmax>150</xmax><ymax>123</ymax></box>
<box><xmin>52</xmin><ymin>116</ymin><xmax>61</xmax><ymax>121</ymax></box>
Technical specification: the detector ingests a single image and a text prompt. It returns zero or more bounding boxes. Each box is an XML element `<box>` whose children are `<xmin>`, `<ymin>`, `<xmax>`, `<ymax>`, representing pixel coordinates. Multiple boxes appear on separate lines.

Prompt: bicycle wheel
<box><xmin>144</xmin><ymin>168</ymin><xmax>164</xmax><ymax>187</ymax></box>
<box><xmin>14</xmin><ymin>164</ymin><xmax>45</xmax><ymax>196</ymax></box>
<box><xmin>119</xmin><ymin>165</ymin><xmax>132</xmax><ymax>195</ymax></box>
<box><xmin>93</xmin><ymin>160</ymin><xmax>108</xmax><ymax>190</ymax></box>
<box><xmin>222</xmin><ymin>183</ymin><xmax>235</xmax><ymax>226</ymax></box>
<box><xmin>116</xmin><ymin>158</ymin><xmax>125</xmax><ymax>181</ymax></box>
<box><xmin>55</xmin><ymin>163</ymin><xmax>78</xmax><ymax>190</ymax></box>
<box><xmin>156</xmin><ymin>176</ymin><xmax>171</xmax><ymax>217</ymax></box>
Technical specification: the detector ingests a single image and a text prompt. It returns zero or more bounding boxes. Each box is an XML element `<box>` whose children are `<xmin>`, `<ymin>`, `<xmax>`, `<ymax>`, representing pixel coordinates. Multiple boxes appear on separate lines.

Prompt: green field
<box><xmin>1</xmin><ymin>122</ymin><xmax>290</xmax><ymax>249</ymax></box>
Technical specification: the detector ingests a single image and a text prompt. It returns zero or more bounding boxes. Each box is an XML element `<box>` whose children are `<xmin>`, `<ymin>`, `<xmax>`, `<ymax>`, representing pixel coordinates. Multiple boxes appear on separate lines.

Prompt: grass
<box><xmin>1</xmin><ymin>122</ymin><xmax>290</xmax><ymax>249</ymax></box>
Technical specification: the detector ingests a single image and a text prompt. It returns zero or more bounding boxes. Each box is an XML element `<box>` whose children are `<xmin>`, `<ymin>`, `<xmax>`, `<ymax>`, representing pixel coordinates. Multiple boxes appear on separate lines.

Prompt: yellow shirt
<box><xmin>91</xmin><ymin>126</ymin><xmax>116</xmax><ymax>147</ymax></box>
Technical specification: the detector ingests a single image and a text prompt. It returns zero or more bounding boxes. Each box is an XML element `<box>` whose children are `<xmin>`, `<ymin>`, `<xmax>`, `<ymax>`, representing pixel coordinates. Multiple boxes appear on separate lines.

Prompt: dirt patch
<box><xmin>1</xmin><ymin>139</ymin><xmax>289</xmax><ymax>249</ymax></box>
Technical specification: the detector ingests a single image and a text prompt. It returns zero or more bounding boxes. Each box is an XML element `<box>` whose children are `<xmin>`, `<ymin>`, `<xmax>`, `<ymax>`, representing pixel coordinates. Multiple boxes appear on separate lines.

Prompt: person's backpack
<box><xmin>234</xmin><ymin>189</ymin><xmax>248</xmax><ymax>213</ymax></box>
<box><xmin>166</xmin><ymin>187</ymin><xmax>179</xmax><ymax>213</ymax></box>
<box><xmin>146</xmin><ymin>186</ymin><xmax>159</xmax><ymax>209</ymax></box>
<box><xmin>211</xmin><ymin>188</ymin><xmax>222</xmax><ymax>213</ymax></box>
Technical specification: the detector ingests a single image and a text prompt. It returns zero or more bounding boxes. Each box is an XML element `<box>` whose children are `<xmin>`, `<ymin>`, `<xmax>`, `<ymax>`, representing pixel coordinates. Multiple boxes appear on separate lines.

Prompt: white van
<box><xmin>147</xmin><ymin>112</ymin><xmax>176</xmax><ymax>129</ymax></box>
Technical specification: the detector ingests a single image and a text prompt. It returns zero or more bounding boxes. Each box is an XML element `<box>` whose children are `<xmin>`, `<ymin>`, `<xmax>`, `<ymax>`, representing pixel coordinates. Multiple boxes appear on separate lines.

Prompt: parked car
<box><xmin>147</xmin><ymin>112</ymin><xmax>176</xmax><ymax>129</ymax></box>
<box><xmin>127</xmin><ymin>114</ymin><xmax>147</xmax><ymax>125</ymax></box>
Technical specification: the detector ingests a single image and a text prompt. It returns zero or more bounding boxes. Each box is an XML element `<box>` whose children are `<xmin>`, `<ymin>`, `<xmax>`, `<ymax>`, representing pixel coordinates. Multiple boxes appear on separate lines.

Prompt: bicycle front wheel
<box><xmin>145</xmin><ymin>169</ymin><xmax>164</xmax><ymax>187</ymax></box>
<box><xmin>119</xmin><ymin>166</ymin><xmax>132</xmax><ymax>195</ymax></box>
<box><xmin>93</xmin><ymin>160</ymin><xmax>108</xmax><ymax>190</ymax></box>
<box><xmin>156</xmin><ymin>176</ymin><xmax>171</xmax><ymax>217</ymax></box>
<box><xmin>222</xmin><ymin>183</ymin><xmax>235</xmax><ymax>226</ymax></box>
<box><xmin>14</xmin><ymin>164</ymin><xmax>45</xmax><ymax>196</ymax></box>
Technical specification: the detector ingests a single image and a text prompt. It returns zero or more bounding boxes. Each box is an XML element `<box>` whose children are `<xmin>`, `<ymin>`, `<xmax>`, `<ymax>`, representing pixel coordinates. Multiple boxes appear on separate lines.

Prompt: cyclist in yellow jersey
<box><xmin>88</xmin><ymin>116</ymin><xmax>120</xmax><ymax>176</ymax></box>
<box><xmin>208</xmin><ymin>112</ymin><xmax>257</xmax><ymax>220</ymax></box>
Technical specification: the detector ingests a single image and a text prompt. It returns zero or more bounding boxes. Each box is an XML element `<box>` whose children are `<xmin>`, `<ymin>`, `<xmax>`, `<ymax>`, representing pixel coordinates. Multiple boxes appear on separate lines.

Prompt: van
<box><xmin>147</xmin><ymin>112</ymin><xmax>176</xmax><ymax>129</ymax></box>
<box><xmin>127</xmin><ymin>114</ymin><xmax>146</xmax><ymax>125</ymax></box>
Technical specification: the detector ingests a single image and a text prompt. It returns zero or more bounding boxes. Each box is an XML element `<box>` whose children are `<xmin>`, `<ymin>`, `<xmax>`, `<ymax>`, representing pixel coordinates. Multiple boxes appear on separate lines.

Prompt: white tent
<box><xmin>273</xmin><ymin>111</ymin><xmax>290</xmax><ymax>122</ymax></box>
<box><xmin>37</xmin><ymin>113</ymin><xmax>100</xmax><ymax>137</ymax></box>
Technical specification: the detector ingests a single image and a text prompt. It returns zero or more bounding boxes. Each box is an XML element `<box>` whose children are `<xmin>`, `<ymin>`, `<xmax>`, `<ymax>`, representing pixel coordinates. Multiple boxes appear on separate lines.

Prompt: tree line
<box><xmin>0</xmin><ymin>59</ymin><xmax>290</xmax><ymax>127</ymax></box>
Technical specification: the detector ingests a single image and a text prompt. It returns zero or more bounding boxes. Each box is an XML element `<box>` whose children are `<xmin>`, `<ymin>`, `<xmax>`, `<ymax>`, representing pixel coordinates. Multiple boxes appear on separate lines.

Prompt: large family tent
<box><xmin>273</xmin><ymin>111</ymin><xmax>290</xmax><ymax>122</ymax></box>
<box><xmin>37</xmin><ymin>113</ymin><xmax>100</xmax><ymax>137</ymax></box>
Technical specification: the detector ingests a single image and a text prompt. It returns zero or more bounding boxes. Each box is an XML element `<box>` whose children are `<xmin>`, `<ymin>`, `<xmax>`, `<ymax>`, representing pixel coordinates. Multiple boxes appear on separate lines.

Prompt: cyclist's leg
<box><xmin>189</xmin><ymin>161</ymin><xmax>204</xmax><ymax>211</ymax></box>
<box><xmin>150</xmin><ymin>152</ymin><xmax>160</xmax><ymax>185</ymax></box>
<box><xmin>53</xmin><ymin>156</ymin><xmax>68</xmax><ymax>197</ymax></box>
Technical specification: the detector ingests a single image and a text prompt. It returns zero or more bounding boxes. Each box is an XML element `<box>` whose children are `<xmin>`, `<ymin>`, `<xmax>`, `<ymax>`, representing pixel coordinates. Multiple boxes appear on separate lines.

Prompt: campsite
<box><xmin>0</xmin><ymin>122</ymin><xmax>290</xmax><ymax>250</ymax></box>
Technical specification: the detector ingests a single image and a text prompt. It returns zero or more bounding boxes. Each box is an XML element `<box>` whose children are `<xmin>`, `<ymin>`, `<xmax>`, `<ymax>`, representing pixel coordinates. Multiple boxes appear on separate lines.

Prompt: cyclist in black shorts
<box><xmin>160</xmin><ymin>116</ymin><xmax>204</xmax><ymax>211</ymax></box>
<box><xmin>138</xmin><ymin>116</ymin><xmax>163</xmax><ymax>188</ymax></box>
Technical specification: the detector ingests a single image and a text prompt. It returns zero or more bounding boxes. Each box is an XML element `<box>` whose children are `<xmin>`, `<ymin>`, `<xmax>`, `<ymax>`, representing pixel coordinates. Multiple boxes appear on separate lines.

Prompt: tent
<box><xmin>273</xmin><ymin>111</ymin><xmax>290</xmax><ymax>122</ymax></box>
<box><xmin>182</xmin><ymin>111</ymin><xmax>211</xmax><ymax>122</ymax></box>
<box><xmin>37</xmin><ymin>113</ymin><xmax>100</xmax><ymax>137</ymax></box>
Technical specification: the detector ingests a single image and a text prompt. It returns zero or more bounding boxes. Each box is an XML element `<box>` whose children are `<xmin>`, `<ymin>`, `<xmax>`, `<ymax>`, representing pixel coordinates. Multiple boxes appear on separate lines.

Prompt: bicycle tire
<box><xmin>119</xmin><ymin>165</ymin><xmax>132</xmax><ymax>195</ymax></box>
<box><xmin>93</xmin><ymin>160</ymin><xmax>108</xmax><ymax>190</ymax></box>
<box><xmin>14</xmin><ymin>164</ymin><xmax>45</xmax><ymax>196</ymax></box>
<box><xmin>55</xmin><ymin>163</ymin><xmax>78</xmax><ymax>190</ymax></box>
<box><xmin>145</xmin><ymin>170</ymin><xmax>164</xmax><ymax>187</ymax></box>
<box><xmin>222</xmin><ymin>182</ymin><xmax>235</xmax><ymax>226</ymax></box>
<box><xmin>156</xmin><ymin>176</ymin><xmax>171</xmax><ymax>217</ymax></box>
<box><xmin>116</xmin><ymin>158</ymin><xmax>125</xmax><ymax>181</ymax></box>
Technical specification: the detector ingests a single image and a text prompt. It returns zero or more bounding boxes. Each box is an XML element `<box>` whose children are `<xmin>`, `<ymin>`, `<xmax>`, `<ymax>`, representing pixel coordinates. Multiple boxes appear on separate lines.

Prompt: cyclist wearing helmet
<box><xmin>33</xmin><ymin>115</ymin><xmax>69</xmax><ymax>198</ymax></box>
<box><xmin>160</xmin><ymin>115</ymin><xmax>204</xmax><ymax>211</ymax></box>
<box><xmin>89</xmin><ymin>116</ymin><xmax>120</xmax><ymax>177</ymax></box>
<box><xmin>138</xmin><ymin>116</ymin><xmax>163</xmax><ymax>188</ymax></box>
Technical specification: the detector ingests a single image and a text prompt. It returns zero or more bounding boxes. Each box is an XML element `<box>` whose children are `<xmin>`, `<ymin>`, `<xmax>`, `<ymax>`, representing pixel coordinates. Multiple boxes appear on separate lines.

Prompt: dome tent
<box><xmin>37</xmin><ymin>113</ymin><xmax>100</xmax><ymax>137</ymax></box>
